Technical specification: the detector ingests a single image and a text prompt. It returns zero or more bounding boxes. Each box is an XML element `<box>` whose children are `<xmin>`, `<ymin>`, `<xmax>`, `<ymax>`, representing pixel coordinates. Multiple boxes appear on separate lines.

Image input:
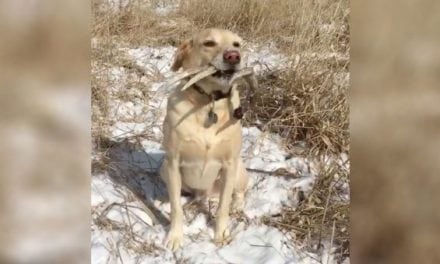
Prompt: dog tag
<box><xmin>233</xmin><ymin>107</ymin><xmax>243</xmax><ymax>119</ymax></box>
<box><xmin>208</xmin><ymin>110</ymin><xmax>218</xmax><ymax>124</ymax></box>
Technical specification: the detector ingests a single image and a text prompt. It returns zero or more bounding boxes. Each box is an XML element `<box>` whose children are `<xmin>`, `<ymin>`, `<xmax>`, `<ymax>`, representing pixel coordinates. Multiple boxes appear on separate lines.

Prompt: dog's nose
<box><xmin>223</xmin><ymin>50</ymin><xmax>241</xmax><ymax>65</ymax></box>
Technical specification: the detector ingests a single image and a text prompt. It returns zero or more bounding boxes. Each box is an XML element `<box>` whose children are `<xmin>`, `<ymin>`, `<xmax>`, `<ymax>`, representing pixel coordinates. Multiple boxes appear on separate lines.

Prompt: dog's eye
<box><xmin>203</xmin><ymin>40</ymin><xmax>217</xmax><ymax>47</ymax></box>
<box><xmin>233</xmin><ymin>42</ymin><xmax>240</xmax><ymax>48</ymax></box>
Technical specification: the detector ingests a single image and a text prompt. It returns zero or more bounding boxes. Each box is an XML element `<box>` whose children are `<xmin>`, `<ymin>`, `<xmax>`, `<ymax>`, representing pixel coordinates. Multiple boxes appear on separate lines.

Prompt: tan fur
<box><xmin>160</xmin><ymin>28</ymin><xmax>249</xmax><ymax>250</ymax></box>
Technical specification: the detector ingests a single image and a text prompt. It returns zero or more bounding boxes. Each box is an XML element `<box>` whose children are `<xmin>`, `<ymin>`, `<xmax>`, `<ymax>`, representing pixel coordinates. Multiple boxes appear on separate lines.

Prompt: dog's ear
<box><xmin>171</xmin><ymin>39</ymin><xmax>192</xmax><ymax>72</ymax></box>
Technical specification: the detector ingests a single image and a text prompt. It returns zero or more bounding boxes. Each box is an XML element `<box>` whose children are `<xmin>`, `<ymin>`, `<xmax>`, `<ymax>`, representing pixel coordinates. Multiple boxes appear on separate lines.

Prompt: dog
<box><xmin>160</xmin><ymin>28</ymin><xmax>250</xmax><ymax>251</ymax></box>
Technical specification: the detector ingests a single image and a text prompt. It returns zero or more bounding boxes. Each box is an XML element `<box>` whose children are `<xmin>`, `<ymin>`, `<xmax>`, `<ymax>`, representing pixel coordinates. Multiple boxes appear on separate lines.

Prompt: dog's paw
<box><xmin>214</xmin><ymin>227</ymin><xmax>230</xmax><ymax>246</ymax></box>
<box><xmin>232</xmin><ymin>196</ymin><xmax>245</xmax><ymax>213</ymax></box>
<box><xmin>232</xmin><ymin>192</ymin><xmax>245</xmax><ymax>213</ymax></box>
<box><xmin>165</xmin><ymin>230</ymin><xmax>183</xmax><ymax>251</ymax></box>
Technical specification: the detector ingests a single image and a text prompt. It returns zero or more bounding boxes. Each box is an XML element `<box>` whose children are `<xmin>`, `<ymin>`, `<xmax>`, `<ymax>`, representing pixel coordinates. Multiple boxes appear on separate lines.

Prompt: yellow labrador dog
<box><xmin>160</xmin><ymin>28</ymin><xmax>251</xmax><ymax>250</ymax></box>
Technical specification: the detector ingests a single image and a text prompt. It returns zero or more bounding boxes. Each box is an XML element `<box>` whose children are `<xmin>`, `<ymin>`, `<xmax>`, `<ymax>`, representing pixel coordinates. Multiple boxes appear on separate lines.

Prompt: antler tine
<box><xmin>181</xmin><ymin>66</ymin><xmax>218</xmax><ymax>91</ymax></box>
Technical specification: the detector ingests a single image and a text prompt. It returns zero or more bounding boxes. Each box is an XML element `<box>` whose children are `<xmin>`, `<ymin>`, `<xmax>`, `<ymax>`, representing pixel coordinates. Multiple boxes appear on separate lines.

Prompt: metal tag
<box><xmin>208</xmin><ymin>110</ymin><xmax>218</xmax><ymax>124</ymax></box>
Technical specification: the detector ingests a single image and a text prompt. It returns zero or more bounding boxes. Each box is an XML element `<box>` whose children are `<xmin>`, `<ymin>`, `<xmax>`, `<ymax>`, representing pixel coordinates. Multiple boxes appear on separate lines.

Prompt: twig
<box><xmin>317</xmin><ymin>181</ymin><xmax>332</xmax><ymax>251</ymax></box>
<box><xmin>327</xmin><ymin>220</ymin><xmax>336</xmax><ymax>264</ymax></box>
<box><xmin>245</xmin><ymin>167</ymin><xmax>305</xmax><ymax>178</ymax></box>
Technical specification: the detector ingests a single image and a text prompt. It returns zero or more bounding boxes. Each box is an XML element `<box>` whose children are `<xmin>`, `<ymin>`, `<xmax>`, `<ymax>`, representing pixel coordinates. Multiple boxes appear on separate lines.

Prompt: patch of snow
<box><xmin>302</xmin><ymin>52</ymin><xmax>349</xmax><ymax>63</ymax></box>
<box><xmin>91</xmin><ymin>231</ymin><xmax>113</xmax><ymax>264</ymax></box>
<box><xmin>245</xmin><ymin>45</ymin><xmax>288</xmax><ymax>73</ymax></box>
<box><xmin>244</xmin><ymin>174</ymin><xmax>314</xmax><ymax>218</ymax></box>
<box><xmin>217</xmin><ymin>225</ymin><xmax>294</xmax><ymax>264</ymax></box>
<box><xmin>91</xmin><ymin>174</ymin><xmax>126</xmax><ymax>207</ymax></box>
<box><xmin>126</xmin><ymin>46</ymin><xmax>176</xmax><ymax>79</ymax></box>
<box><xmin>139</xmin><ymin>139</ymin><xmax>166</xmax><ymax>172</ymax></box>
<box><xmin>242</xmin><ymin>127</ymin><xmax>288</xmax><ymax>170</ymax></box>
<box><xmin>319</xmin><ymin>23</ymin><xmax>336</xmax><ymax>35</ymax></box>
<box><xmin>108</xmin><ymin>66</ymin><xmax>126</xmax><ymax>82</ymax></box>
<box><xmin>101</xmin><ymin>0</ymin><xmax>130</xmax><ymax>13</ymax></box>
<box><xmin>242</xmin><ymin>127</ymin><xmax>317</xmax><ymax>176</ymax></box>
<box><xmin>152</xmin><ymin>1</ymin><xmax>179</xmax><ymax>16</ymax></box>
<box><xmin>334</xmin><ymin>72</ymin><xmax>350</xmax><ymax>87</ymax></box>
<box><xmin>106</xmin><ymin>54</ymin><xmax>172</xmax><ymax>139</ymax></box>
<box><xmin>110</xmin><ymin>100</ymin><xmax>144</xmax><ymax>118</ymax></box>
<box><xmin>111</xmin><ymin>121</ymin><xmax>147</xmax><ymax>138</ymax></box>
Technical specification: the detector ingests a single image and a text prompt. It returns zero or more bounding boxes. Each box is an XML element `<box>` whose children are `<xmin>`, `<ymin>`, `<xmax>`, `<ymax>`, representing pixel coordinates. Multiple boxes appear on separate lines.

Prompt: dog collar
<box><xmin>193</xmin><ymin>84</ymin><xmax>231</xmax><ymax>101</ymax></box>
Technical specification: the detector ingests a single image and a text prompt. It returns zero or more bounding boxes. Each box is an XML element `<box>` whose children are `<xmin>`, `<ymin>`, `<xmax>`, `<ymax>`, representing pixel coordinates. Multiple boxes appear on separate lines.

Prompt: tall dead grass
<box><xmin>92</xmin><ymin>0</ymin><xmax>349</xmax><ymax>155</ymax></box>
<box><xmin>245</xmin><ymin>57</ymin><xmax>349</xmax><ymax>156</ymax></box>
<box><xmin>178</xmin><ymin>0</ymin><xmax>349</xmax><ymax>53</ymax></box>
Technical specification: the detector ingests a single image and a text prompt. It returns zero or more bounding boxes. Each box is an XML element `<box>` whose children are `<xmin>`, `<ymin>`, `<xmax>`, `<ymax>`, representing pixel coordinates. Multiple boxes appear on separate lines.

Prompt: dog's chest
<box><xmin>177</xmin><ymin>102</ymin><xmax>241</xmax><ymax>156</ymax></box>
<box><xmin>177</xmin><ymin>109</ymin><xmax>233</xmax><ymax>190</ymax></box>
<box><xmin>166</xmin><ymin>95</ymin><xmax>241</xmax><ymax>190</ymax></box>
<box><xmin>179</xmin><ymin>123</ymin><xmax>232</xmax><ymax>159</ymax></box>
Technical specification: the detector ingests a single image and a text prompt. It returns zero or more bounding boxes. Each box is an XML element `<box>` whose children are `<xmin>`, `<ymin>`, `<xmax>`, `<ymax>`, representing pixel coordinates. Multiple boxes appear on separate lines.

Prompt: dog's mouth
<box><xmin>178</xmin><ymin>65</ymin><xmax>256</xmax><ymax>92</ymax></box>
<box><xmin>212</xmin><ymin>69</ymin><xmax>236</xmax><ymax>78</ymax></box>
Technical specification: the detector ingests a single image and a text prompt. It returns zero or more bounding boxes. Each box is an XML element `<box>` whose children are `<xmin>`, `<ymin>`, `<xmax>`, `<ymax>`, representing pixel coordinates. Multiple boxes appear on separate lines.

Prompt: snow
<box><xmin>126</xmin><ymin>46</ymin><xmax>176</xmax><ymax>78</ymax></box>
<box><xmin>175</xmin><ymin>225</ymin><xmax>298</xmax><ymax>264</ymax></box>
<box><xmin>91</xmin><ymin>175</ymin><xmax>126</xmax><ymax>206</ymax></box>
<box><xmin>218</xmin><ymin>225</ymin><xmax>293</xmax><ymax>264</ymax></box>
<box><xmin>242</xmin><ymin>127</ymin><xmax>314</xmax><ymax>175</ymax></box>
<box><xmin>101</xmin><ymin>0</ymin><xmax>130</xmax><ymax>13</ymax></box>
<box><xmin>244</xmin><ymin>174</ymin><xmax>314</xmax><ymax>219</ymax></box>
<box><xmin>245</xmin><ymin>44</ymin><xmax>287</xmax><ymax>73</ymax></box>
<box><xmin>152</xmin><ymin>1</ymin><xmax>179</xmax><ymax>16</ymax></box>
<box><xmin>104</xmin><ymin>0</ymin><xmax>180</xmax><ymax>16</ymax></box>
<box><xmin>92</xmin><ymin>37</ymin><xmax>348</xmax><ymax>263</ymax></box>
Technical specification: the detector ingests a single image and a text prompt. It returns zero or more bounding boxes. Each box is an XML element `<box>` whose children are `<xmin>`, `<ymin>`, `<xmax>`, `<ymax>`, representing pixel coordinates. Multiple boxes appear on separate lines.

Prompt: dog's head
<box><xmin>171</xmin><ymin>28</ymin><xmax>243</xmax><ymax>91</ymax></box>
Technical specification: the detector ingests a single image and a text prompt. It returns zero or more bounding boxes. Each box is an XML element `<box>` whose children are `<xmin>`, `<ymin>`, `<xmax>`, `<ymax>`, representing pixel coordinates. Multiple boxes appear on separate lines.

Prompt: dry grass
<box><xmin>92</xmin><ymin>0</ymin><xmax>349</xmax><ymax>154</ymax></box>
<box><xmin>92</xmin><ymin>0</ymin><xmax>350</xmax><ymax>261</ymax></box>
<box><xmin>263</xmin><ymin>157</ymin><xmax>350</xmax><ymax>261</ymax></box>
<box><xmin>178</xmin><ymin>0</ymin><xmax>349</xmax><ymax>53</ymax></box>
<box><xmin>244</xmin><ymin>56</ymin><xmax>349</xmax><ymax>156</ymax></box>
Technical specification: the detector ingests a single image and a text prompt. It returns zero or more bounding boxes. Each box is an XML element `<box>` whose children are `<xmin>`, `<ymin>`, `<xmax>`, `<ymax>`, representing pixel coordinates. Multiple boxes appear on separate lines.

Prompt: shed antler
<box><xmin>181</xmin><ymin>66</ymin><xmax>218</xmax><ymax>91</ymax></box>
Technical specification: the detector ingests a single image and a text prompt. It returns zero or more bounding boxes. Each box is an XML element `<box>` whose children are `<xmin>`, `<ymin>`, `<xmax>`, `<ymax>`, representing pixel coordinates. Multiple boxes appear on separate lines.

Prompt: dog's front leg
<box><xmin>163</xmin><ymin>156</ymin><xmax>184</xmax><ymax>251</ymax></box>
<box><xmin>215</xmin><ymin>159</ymin><xmax>237</xmax><ymax>244</ymax></box>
